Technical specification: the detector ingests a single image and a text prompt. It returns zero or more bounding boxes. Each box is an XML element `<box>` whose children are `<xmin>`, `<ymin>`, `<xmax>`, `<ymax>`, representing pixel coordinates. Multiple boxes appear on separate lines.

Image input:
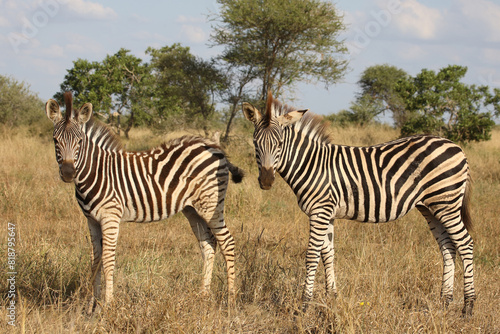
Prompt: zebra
<box><xmin>242</xmin><ymin>92</ymin><xmax>475</xmax><ymax>316</ymax></box>
<box><xmin>45</xmin><ymin>92</ymin><xmax>244</xmax><ymax>313</ymax></box>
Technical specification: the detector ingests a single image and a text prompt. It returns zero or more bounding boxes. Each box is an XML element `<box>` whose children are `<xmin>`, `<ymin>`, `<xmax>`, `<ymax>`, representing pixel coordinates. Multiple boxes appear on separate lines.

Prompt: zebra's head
<box><xmin>243</xmin><ymin>92</ymin><xmax>308</xmax><ymax>190</ymax></box>
<box><xmin>45</xmin><ymin>92</ymin><xmax>93</xmax><ymax>183</ymax></box>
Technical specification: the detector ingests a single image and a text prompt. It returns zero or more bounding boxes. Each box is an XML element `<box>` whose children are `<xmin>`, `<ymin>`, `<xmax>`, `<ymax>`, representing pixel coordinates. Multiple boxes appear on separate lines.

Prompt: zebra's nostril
<box><xmin>259</xmin><ymin>167</ymin><xmax>275</xmax><ymax>189</ymax></box>
<box><xmin>60</xmin><ymin>161</ymin><xmax>75</xmax><ymax>182</ymax></box>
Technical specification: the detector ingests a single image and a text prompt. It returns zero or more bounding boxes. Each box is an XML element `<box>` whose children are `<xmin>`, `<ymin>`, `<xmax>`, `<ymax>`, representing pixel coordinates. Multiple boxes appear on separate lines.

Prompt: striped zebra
<box><xmin>45</xmin><ymin>92</ymin><xmax>243</xmax><ymax>313</ymax></box>
<box><xmin>243</xmin><ymin>92</ymin><xmax>475</xmax><ymax>316</ymax></box>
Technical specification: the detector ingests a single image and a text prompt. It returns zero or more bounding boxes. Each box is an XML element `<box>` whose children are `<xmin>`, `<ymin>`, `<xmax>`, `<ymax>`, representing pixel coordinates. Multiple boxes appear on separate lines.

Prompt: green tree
<box><xmin>220</xmin><ymin>65</ymin><xmax>257</xmax><ymax>143</ymax></box>
<box><xmin>396</xmin><ymin>65</ymin><xmax>498</xmax><ymax>143</ymax></box>
<box><xmin>147</xmin><ymin>44</ymin><xmax>228</xmax><ymax>135</ymax></box>
<box><xmin>210</xmin><ymin>0</ymin><xmax>348</xmax><ymax>101</ymax></box>
<box><xmin>101</xmin><ymin>49</ymin><xmax>153</xmax><ymax>138</ymax></box>
<box><xmin>57</xmin><ymin>49</ymin><xmax>152</xmax><ymax>138</ymax></box>
<box><xmin>357</xmin><ymin>64</ymin><xmax>408</xmax><ymax>127</ymax></box>
<box><xmin>327</xmin><ymin>95</ymin><xmax>383</xmax><ymax>127</ymax></box>
<box><xmin>0</xmin><ymin>75</ymin><xmax>44</xmax><ymax>127</ymax></box>
<box><xmin>56</xmin><ymin>59</ymin><xmax>111</xmax><ymax>114</ymax></box>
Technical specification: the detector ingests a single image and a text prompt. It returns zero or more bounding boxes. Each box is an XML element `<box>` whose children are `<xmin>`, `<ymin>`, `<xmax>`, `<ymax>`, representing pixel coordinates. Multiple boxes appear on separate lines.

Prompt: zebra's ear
<box><xmin>242</xmin><ymin>102</ymin><xmax>262</xmax><ymax>124</ymax></box>
<box><xmin>45</xmin><ymin>99</ymin><xmax>62</xmax><ymax>124</ymax></box>
<box><xmin>276</xmin><ymin>109</ymin><xmax>308</xmax><ymax>127</ymax></box>
<box><xmin>76</xmin><ymin>103</ymin><xmax>93</xmax><ymax>124</ymax></box>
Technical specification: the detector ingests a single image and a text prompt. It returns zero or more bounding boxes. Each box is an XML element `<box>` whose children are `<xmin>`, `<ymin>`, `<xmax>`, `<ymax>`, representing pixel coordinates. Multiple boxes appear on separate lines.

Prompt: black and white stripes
<box><xmin>46</xmin><ymin>92</ymin><xmax>243</xmax><ymax>313</ymax></box>
<box><xmin>243</xmin><ymin>92</ymin><xmax>475</xmax><ymax>316</ymax></box>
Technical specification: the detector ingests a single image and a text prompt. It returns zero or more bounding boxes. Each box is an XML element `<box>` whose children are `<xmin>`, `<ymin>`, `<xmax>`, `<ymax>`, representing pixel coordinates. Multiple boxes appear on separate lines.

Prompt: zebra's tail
<box><xmin>462</xmin><ymin>174</ymin><xmax>473</xmax><ymax>232</ymax></box>
<box><xmin>227</xmin><ymin>161</ymin><xmax>244</xmax><ymax>184</ymax></box>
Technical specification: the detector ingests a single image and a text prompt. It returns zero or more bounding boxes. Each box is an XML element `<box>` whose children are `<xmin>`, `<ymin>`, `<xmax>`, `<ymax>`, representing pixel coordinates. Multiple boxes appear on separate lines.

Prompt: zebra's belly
<box><xmin>333</xmin><ymin>200</ymin><xmax>416</xmax><ymax>223</ymax></box>
<box><xmin>121</xmin><ymin>204</ymin><xmax>178</xmax><ymax>223</ymax></box>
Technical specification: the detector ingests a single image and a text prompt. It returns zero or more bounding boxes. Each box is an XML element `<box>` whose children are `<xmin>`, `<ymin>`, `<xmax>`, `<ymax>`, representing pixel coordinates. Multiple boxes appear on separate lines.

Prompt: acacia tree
<box><xmin>220</xmin><ymin>65</ymin><xmax>258</xmax><ymax>143</ymax></box>
<box><xmin>397</xmin><ymin>65</ymin><xmax>499</xmax><ymax>143</ymax></box>
<box><xmin>147</xmin><ymin>44</ymin><xmax>228</xmax><ymax>136</ymax></box>
<box><xmin>210</xmin><ymin>0</ymin><xmax>348</xmax><ymax>102</ymax></box>
<box><xmin>357</xmin><ymin>64</ymin><xmax>408</xmax><ymax>127</ymax></box>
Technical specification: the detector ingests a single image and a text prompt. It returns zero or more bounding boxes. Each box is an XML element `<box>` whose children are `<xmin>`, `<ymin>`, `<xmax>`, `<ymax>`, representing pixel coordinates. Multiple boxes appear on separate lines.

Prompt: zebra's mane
<box><xmin>161</xmin><ymin>135</ymin><xmax>221</xmax><ymax>151</ymax></box>
<box><xmin>294</xmin><ymin>112</ymin><xmax>332</xmax><ymax>145</ymax></box>
<box><xmin>267</xmin><ymin>94</ymin><xmax>331</xmax><ymax>145</ymax></box>
<box><xmin>83</xmin><ymin>117</ymin><xmax>124</xmax><ymax>152</ymax></box>
<box><xmin>83</xmin><ymin>120</ymin><xmax>222</xmax><ymax>154</ymax></box>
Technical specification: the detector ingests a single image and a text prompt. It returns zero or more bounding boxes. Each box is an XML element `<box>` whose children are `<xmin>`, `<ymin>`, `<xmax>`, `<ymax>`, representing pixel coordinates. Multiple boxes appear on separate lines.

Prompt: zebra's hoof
<box><xmin>462</xmin><ymin>299</ymin><xmax>474</xmax><ymax>317</ymax></box>
<box><xmin>441</xmin><ymin>295</ymin><xmax>453</xmax><ymax>309</ymax></box>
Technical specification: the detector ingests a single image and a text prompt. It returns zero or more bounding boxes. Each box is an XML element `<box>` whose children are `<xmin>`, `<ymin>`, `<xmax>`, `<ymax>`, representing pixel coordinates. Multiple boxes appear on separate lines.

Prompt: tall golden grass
<box><xmin>1</xmin><ymin>123</ymin><xmax>499</xmax><ymax>333</ymax></box>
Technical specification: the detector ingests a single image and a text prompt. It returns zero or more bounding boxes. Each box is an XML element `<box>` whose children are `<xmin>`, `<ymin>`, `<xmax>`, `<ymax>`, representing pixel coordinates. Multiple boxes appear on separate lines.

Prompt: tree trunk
<box><xmin>222</xmin><ymin>101</ymin><xmax>239</xmax><ymax>144</ymax></box>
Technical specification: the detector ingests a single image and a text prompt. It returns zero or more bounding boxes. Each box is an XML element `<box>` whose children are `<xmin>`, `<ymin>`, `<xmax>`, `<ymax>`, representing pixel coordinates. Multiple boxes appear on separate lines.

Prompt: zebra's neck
<box><xmin>83</xmin><ymin>119</ymin><xmax>123</xmax><ymax>152</ymax></box>
<box><xmin>74</xmin><ymin>137</ymin><xmax>112</xmax><ymax>186</ymax></box>
<box><xmin>277</xmin><ymin>127</ymin><xmax>331</xmax><ymax>187</ymax></box>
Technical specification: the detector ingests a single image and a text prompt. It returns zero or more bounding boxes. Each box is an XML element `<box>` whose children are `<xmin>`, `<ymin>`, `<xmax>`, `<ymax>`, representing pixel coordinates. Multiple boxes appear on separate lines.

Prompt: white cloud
<box><xmin>130</xmin><ymin>14</ymin><xmax>150</xmax><ymax>24</ymax></box>
<box><xmin>392</xmin><ymin>0</ymin><xmax>442</xmax><ymax>40</ymax></box>
<box><xmin>28</xmin><ymin>56</ymin><xmax>61</xmax><ymax>75</ymax></box>
<box><xmin>181</xmin><ymin>24</ymin><xmax>206</xmax><ymax>43</ymax></box>
<box><xmin>62</xmin><ymin>0</ymin><xmax>117</xmax><ymax>20</ymax></box>
<box><xmin>176</xmin><ymin>15</ymin><xmax>205</xmax><ymax>24</ymax></box>
<box><xmin>482</xmin><ymin>48</ymin><xmax>500</xmax><ymax>65</ymax></box>
<box><xmin>62</xmin><ymin>32</ymin><xmax>103</xmax><ymax>55</ymax></box>
<box><xmin>131</xmin><ymin>30</ymin><xmax>167</xmax><ymax>43</ymax></box>
<box><xmin>396</xmin><ymin>43</ymin><xmax>427</xmax><ymax>61</ymax></box>
<box><xmin>457</xmin><ymin>0</ymin><xmax>500</xmax><ymax>43</ymax></box>
<box><xmin>39</xmin><ymin>43</ymin><xmax>66</xmax><ymax>58</ymax></box>
<box><xmin>0</xmin><ymin>16</ymin><xmax>9</xmax><ymax>27</ymax></box>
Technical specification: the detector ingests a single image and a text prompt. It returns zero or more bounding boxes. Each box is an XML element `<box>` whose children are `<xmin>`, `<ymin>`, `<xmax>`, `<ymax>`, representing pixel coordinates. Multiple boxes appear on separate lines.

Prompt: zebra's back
<box><xmin>77</xmin><ymin>136</ymin><xmax>233</xmax><ymax>223</ymax></box>
<box><xmin>331</xmin><ymin>135</ymin><xmax>469</xmax><ymax>223</ymax></box>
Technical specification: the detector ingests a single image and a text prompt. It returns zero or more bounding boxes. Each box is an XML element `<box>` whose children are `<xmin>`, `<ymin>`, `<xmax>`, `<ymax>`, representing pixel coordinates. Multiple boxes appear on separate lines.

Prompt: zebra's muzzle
<box><xmin>60</xmin><ymin>161</ymin><xmax>76</xmax><ymax>183</ymax></box>
<box><xmin>259</xmin><ymin>167</ymin><xmax>275</xmax><ymax>190</ymax></box>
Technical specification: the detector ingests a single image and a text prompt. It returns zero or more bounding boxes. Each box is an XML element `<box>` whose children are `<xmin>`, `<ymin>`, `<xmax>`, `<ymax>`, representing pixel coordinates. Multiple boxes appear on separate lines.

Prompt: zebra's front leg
<box><xmin>100</xmin><ymin>216</ymin><xmax>121</xmax><ymax>306</ymax></box>
<box><xmin>321</xmin><ymin>220</ymin><xmax>337</xmax><ymax>299</ymax></box>
<box><xmin>302</xmin><ymin>214</ymin><xmax>330</xmax><ymax>311</ymax></box>
<box><xmin>86</xmin><ymin>217</ymin><xmax>102</xmax><ymax>315</ymax></box>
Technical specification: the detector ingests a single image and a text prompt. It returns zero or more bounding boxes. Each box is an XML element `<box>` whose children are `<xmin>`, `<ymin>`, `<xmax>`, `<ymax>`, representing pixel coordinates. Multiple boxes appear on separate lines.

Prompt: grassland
<box><xmin>1</xmin><ymin>122</ymin><xmax>499</xmax><ymax>333</ymax></box>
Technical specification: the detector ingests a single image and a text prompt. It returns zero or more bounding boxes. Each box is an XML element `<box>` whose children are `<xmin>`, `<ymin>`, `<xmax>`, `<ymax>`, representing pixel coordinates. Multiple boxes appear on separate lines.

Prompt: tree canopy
<box><xmin>147</xmin><ymin>44</ymin><xmax>228</xmax><ymax>135</ymax></box>
<box><xmin>396</xmin><ymin>65</ymin><xmax>499</xmax><ymax>143</ymax></box>
<box><xmin>357</xmin><ymin>64</ymin><xmax>408</xmax><ymax>127</ymax></box>
<box><xmin>56</xmin><ymin>48</ymin><xmax>152</xmax><ymax>138</ymax></box>
<box><xmin>0</xmin><ymin>75</ymin><xmax>44</xmax><ymax>127</ymax></box>
<box><xmin>210</xmin><ymin>0</ymin><xmax>348</xmax><ymax>102</ymax></box>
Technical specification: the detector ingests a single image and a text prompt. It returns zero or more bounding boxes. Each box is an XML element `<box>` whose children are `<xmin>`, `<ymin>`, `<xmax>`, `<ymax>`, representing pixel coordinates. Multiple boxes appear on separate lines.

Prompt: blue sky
<box><xmin>1</xmin><ymin>0</ymin><xmax>500</xmax><ymax>118</ymax></box>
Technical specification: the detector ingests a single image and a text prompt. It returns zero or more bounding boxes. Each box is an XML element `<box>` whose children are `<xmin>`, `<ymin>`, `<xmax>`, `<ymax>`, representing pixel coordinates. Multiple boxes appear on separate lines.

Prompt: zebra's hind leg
<box><xmin>195</xmin><ymin>204</ymin><xmax>236</xmax><ymax>305</ymax></box>
<box><xmin>86</xmin><ymin>217</ymin><xmax>103</xmax><ymax>315</ymax></box>
<box><xmin>418</xmin><ymin>204</ymin><xmax>476</xmax><ymax>316</ymax></box>
<box><xmin>182</xmin><ymin>206</ymin><xmax>217</xmax><ymax>296</ymax></box>
<box><xmin>417</xmin><ymin>205</ymin><xmax>456</xmax><ymax>308</ymax></box>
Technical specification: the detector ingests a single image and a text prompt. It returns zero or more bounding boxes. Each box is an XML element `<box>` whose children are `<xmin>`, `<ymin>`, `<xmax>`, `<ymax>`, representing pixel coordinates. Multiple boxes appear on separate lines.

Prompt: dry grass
<box><xmin>1</xmin><ymin>123</ymin><xmax>499</xmax><ymax>333</ymax></box>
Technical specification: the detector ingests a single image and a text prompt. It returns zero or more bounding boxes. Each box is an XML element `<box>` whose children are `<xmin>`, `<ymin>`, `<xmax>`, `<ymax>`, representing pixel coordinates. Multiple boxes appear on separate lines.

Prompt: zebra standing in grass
<box><xmin>45</xmin><ymin>92</ymin><xmax>243</xmax><ymax>313</ymax></box>
<box><xmin>243</xmin><ymin>92</ymin><xmax>475</xmax><ymax>316</ymax></box>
